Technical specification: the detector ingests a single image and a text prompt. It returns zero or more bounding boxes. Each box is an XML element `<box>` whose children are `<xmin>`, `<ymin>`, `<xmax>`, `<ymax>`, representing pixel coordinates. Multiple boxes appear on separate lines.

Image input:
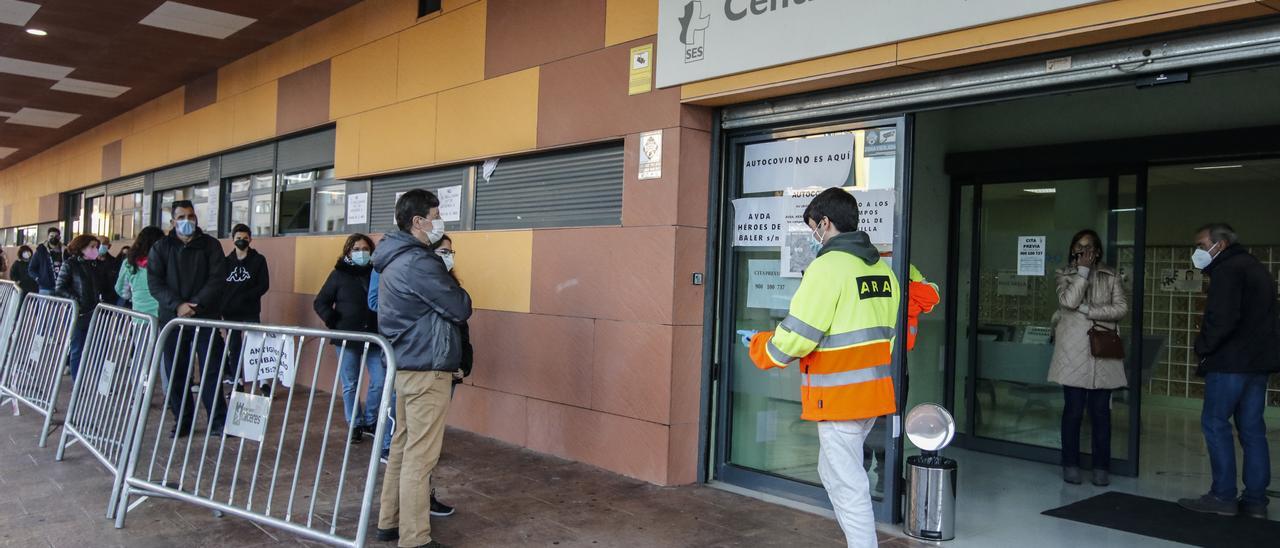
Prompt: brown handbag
<box><xmin>1088</xmin><ymin>322</ymin><xmax>1125</xmax><ymax>360</ymax></box>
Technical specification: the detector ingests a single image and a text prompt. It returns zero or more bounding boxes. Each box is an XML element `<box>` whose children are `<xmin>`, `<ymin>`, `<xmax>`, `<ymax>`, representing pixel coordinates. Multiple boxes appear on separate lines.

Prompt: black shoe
<box><xmin>411</xmin><ymin>542</ymin><xmax>445</xmax><ymax>548</ymax></box>
<box><xmin>1240</xmin><ymin>502</ymin><xmax>1268</xmax><ymax>519</ymax></box>
<box><xmin>1063</xmin><ymin>466</ymin><xmax>1082</xmax><ymax>485</ymax></box>
<box><xmin>1178</xmin><ymin>494</ymin><xmax>1238</xmax><ymax>516</ymax></box>
<box><xmin>430</xmin><ymin>490</ymin><xmax>455</xmax><ymax>517</ymax></box>
<box><xmin>169</xmin><ymin>424</ymin><xmax>192</xmax><ymax>439</ymax></box>
<box><xmin>362</xmin><ymin>424</ymin><xmax>377</xmax><ymax>438</ymax></box>
<box><xmin>374</xmin><ymin>527</ymin><xmax>398</xmax><ymax>542</ymax></box>
<box><xmin>349</xmin><ymin>427</ymin><xmax>363</xmax><ymax>445</ymax></box>
<box><xmin>1091</xmin><ymin>469</ymin><xmax>1110</xmax><ymax>487</ymax></box>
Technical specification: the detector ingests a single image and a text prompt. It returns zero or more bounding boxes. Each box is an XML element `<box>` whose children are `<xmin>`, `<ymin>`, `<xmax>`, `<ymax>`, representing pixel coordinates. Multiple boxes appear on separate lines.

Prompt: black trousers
<box><xmin>163</xmin><ymin>326</ymin><xmax>228</xmax><ymax>433</ymax></box>
<box><xmin>1061</xmin><ymin>386</ymin><xmax>1112</xmax><ymax>470</ymax></box>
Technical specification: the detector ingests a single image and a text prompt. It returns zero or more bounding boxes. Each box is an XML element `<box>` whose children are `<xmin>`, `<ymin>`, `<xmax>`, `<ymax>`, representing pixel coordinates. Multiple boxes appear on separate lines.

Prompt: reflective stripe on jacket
<box><xmin>748</xmin><ymin>238</ymin><xmax>900</xmax><ymax>422</ymax></box>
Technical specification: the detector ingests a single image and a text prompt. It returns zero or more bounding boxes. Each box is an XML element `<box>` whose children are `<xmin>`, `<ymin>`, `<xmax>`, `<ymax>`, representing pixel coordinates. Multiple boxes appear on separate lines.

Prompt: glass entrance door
<box><xmin>714</xmin><ymin>117</ymin><xmax>911</xmax><ymax>522</ymax></box>
<box><xmin>953</xmin><ymin>175</ymin><xmax>1144</xmax><ymax>475</ymax></box>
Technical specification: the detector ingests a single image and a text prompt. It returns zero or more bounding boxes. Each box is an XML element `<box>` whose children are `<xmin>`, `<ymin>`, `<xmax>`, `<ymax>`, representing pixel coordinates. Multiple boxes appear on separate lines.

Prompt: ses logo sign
<box><xmin>657</xmin><ymin>0</ymin><xmax>1102</xmax><ymax>88</ymax></box>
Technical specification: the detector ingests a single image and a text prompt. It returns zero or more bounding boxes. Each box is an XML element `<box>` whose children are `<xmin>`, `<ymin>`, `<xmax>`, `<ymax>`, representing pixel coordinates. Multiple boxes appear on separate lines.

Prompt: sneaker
<box><xmin>379</xmin><ymin>449</ymin><xmax>389</xmax><ymax>465</ymax></box>
<box><xmin>1063</xmin><ymin>466</ymin><xmax>1082</xmax><ymax>485</ymax></box>
<box><xmin>374</xmin><ymin>527</ymin><xmax>398</xmax><ymax>542</ymax></box>
<box><xmin>349</xmin><ymin>427</ymin><xmax>363</xmax><ymax>445</ymax></box>
<box><xmin>430</xmin><ymin>490</ymin><xmax>455</xmax><ymax>517</ymax></box>
<box><xmin>1177</xmin><ymin>494</ymin><xmax>1238</xmax><ymax>516</ymax></box>
<box><xmin>1092</xmin><ymin>469</ymin><xmax>1110</xmax><ymax>487</ymax></box>
<box><xmin>1240</xmin><ymin>502</ymin><xmax>1268</xmax><ymax>519</ymax></box>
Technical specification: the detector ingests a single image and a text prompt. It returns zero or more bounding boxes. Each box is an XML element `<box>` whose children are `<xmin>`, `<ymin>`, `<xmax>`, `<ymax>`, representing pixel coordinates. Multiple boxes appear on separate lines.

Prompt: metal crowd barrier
<box><xmin>115</xmin><ymin>318</ymin><xmax>397</xmax><ymax>547</ymax></box>
<box><xmin>0</xmin><ymin>281</ymin><xmax>22</xmax><ymax>416</ymax></box>
<box><xmin>55</xmin><ymin>303</ymin><xmax>158</xmax><ymax>519</ymax></box>
<box><xmin>0</xmin><ymin>293</ymin><xmax>78</xmax><ymax>447</ymax></box>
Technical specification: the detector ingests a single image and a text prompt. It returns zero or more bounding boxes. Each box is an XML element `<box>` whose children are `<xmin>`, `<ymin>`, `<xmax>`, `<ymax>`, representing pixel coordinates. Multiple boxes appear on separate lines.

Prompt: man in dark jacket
<box><xmin>148</xmin><ymin>200</ymin><xmax>229</xmax><ymax>437</ymax></box>
<box><xmin>221</xmin><ymin>224</ymin><xmax>270</xmax><ymax>385</ymax></box>
<box><xmin>1179</xmin><ymin>223</ymin><xmax>1279</xmax><ymax>519</ymax></box>
<box><xmin>372</xmin><ymin>189</ymin><xmax>471</xmax><ymax>548</ymax></box>
<box><xmin>27</xmin><ymin>227</ymin><xmax>65</xmax><ymax>294</ymax></box>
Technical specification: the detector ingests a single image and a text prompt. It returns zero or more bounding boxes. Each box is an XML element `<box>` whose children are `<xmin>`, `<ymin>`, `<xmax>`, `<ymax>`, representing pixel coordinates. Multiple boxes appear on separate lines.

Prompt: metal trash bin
<box><xmin>904</xmin><ymin>453</ymin><xmax>957</xmax><ymax>541</ymax></box>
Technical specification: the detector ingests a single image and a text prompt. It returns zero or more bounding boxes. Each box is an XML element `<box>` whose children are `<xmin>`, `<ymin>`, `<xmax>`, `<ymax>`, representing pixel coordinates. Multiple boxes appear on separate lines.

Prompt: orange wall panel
<box><xmin>356</xmin><ymin>94</ymin><xmax>439</xmax><ymax>175</ymax></box>
<box><xmin>435</xmin><ymin>68</ymin><xmax>539</xmax><ymax>163</ymax></box>
<box><xmin>195</xmin><ymin>100</ymin><xmax>235</xmax><ymax>156</ymax></box>
<box><xmin>605</xmin><ymin>0</ymin><xmax>658</xmax><ymax>46</ymax></box>
<box><xmin>334</xmin><ymin>115</ymin><xmax>361</xmax><ymax>179</ymax></box>
<box><xmin>232</xmin><ymin>82</ymin><xmax>279</xmax><ymax>146</ymax></box>
<box><xmin>396</xmin><ymin>0</ymin><xmax>486</xmax><ymax>101</ymax></box>
<box><xmin>330</xmin><ymin>34</ymin><xmax>401</xmax><ymax>119</ymax></box>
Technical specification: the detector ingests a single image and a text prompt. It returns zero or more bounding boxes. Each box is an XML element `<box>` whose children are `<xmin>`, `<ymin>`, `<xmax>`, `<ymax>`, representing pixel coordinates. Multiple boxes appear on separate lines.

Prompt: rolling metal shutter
<box><xmin>106</xmin><ymin>175</ymin><xmax>145</xmax><ymax>195</ymax></box>
<box><xmin>84</xmin><ymin>185</ymin><xmax>105</xmax><ymax>198</ymax></box>
<box><xmin>220</xmin><ymin>144</ymin><xmax>275</xmax><ymax>178</ymax></box>
<box><xmin>153</xmin><ymin>159</ymin><xmax>211</xmax><ymax>191</ymax></box>
<box><xmin>370</xmin><ymin>166</ymin><xmax>471</xmax><ymax>233</ymax></box>
<box><xmin>277</xmin><ymin>128</ymin><xmax>335</xmax><ymax>173</ymax></box>
<box><xmin>474</xmin><ymin>144</ymin><xmax>624</xmax><ymax>230</ymax></box>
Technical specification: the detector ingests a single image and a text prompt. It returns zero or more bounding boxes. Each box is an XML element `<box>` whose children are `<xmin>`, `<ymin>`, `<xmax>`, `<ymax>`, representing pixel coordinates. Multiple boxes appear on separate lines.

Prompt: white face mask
<box><xmin>20</xmin><ymin>252</ymin><xmax>30</xmax><ymax>260</ymax></box>
<box><xmin>440</xmin><ymin>253</ymin><xmax>455</xmax><ymax>272</ymax></box>
<box><xmin>428</xmin><ymin>219</ymin><xmax>446</xmax><ymax>244</ymax></box>
<box><xmin>809</xmin><ymin>220</ymin><xmax>827</xmax><ymax>253</ymax></box>
<box><xmin>1191</xmin><ymin>241</ymin><xmax>1219</xmax><ymax>270</ymax></box>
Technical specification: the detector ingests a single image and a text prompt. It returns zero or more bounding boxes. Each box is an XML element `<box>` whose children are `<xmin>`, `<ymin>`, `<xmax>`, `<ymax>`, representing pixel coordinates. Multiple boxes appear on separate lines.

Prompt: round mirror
<box><xmin>905</xmin><ymin>403</ymin><xmax>955</xmax><ymax>452</ymax></box>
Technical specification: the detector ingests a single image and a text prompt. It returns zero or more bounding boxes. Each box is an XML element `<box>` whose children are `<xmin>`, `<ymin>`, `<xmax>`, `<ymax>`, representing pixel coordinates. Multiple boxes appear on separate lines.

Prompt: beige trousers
<box><xmin>377</xmin><ymin>370</ymin><xmax>453</xmax><ymax>547</ymax></box>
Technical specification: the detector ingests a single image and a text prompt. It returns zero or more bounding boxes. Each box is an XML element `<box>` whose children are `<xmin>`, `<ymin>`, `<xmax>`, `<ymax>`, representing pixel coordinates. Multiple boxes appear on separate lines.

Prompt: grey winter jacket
<box><xmin>372</xmin><ymin>230</ymin><xmax>472</xmax><ymax>372</ymax></box>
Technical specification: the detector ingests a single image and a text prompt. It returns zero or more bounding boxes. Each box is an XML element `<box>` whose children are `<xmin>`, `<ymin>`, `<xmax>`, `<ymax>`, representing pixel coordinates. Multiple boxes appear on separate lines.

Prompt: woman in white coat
<box><xmin>1048</xmin><ymin>229</ymin><xmax>1128</xmax><ymax>487</ymax></box>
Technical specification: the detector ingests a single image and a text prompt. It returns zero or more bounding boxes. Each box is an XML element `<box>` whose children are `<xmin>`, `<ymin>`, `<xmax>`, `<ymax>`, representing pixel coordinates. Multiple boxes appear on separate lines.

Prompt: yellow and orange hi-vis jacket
<box><xmin>906</xmin><ymin>264</ymin><xmax>941</xmax><ymax>352</ymax></box>
<box><xmin>749</xmin><ymin>233</ymin><xmax>901</xmax><ymax>422</ymax></box>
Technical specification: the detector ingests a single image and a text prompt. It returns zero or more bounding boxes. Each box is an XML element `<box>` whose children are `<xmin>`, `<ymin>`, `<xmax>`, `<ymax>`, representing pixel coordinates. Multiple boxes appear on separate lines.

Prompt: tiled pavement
<box><xmin>0</xmin><ymin>400</ymin><xmax>927</xmax><ymax>547</ymax></box>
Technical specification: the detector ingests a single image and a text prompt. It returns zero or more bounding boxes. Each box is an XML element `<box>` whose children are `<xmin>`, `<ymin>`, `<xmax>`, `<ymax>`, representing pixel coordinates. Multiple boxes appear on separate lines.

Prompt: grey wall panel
<box><xmin>277</xmin><ymin>128</ymin><xmax>336</xmax><ymax>173</ymax></box>
<box><xmin>370</xmin><ymin>166</ymin><xmax>471</xmax><ymax>233</ymax></box>
<box><xmin>220</xmin><ymin>144</ymin><xmax>276</xmax><ymax>177</ymax></box>
<box><xmin>474</xmin><ymin>144</ymin><xmax>623</xmax><ymax>230</ymax></box>
<box><xmin>153</xmin><ymin>159</ymin><xmax>211</xmax><ymax>191</ymax></box>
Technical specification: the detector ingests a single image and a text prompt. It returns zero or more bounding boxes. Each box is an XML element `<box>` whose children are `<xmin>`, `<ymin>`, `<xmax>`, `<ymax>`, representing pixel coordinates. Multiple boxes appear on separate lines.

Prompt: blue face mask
<box><xmin>176</xmin><ymin>219</ymin><xmax>196</xmax><ymax>237</ymax></box>
<box><xmin>98</xmin><ymin>244</ymin><xmax>109</xmax><ymax>255</ymax></box>
<box><xmin>350</xmin><ymin>250</ymin><xmax>370</xmax><ymax>266</ymax></box>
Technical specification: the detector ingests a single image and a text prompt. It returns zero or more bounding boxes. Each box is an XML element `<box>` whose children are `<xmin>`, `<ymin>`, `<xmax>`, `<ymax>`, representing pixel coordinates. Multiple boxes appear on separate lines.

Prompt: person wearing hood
<box><xmin>739</xmin><ymin>188</ymin><xmax>901</xmax><ymax>548</ymax></box>
<box><xmin>10</xmin><ymin>245</ymin><xmax>38</xmax><ymax>295</ymax></box>
<box><xmin>373</xmin><ymin>189</ymin><xmax>472</xmax><ymax>548</ymax></box>
<box><xmin>148</xmin><ymin>200</ymin><xmax>229</xmax><ymax>438</ymax></box>
<box><xmin>221</xmin><ymin>224</ymin><xmax>271</xmax><ymax>388</ymax></box>
<box><xmin>314</xmin><ymin>233</ymin><xmax>384</xmax><ymax>446</ymax></box>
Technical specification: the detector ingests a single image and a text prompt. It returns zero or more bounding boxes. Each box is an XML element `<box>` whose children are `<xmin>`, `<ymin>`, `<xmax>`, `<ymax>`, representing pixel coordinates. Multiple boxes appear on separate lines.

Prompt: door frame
<box><xmin>945</xmin><ymin>168</ymin><xmax>1148</xmax><ymax>477</ymax></box>
<box><xmin>710</xmin><ymin>114</ymin><xmax>914</xmax><ymax>523</ymax></box>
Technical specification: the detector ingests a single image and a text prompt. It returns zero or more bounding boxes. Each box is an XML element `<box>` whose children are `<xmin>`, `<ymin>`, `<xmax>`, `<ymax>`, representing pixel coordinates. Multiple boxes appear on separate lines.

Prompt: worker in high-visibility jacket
<box><xmin>906</xmin><ymin>265</ymin><xmax>941</xmax><ymax>352</ymax></box>
<box><xmin>740</xmin><ymin>188</ymin><xmax>900</xmax><ymax>548</ymax></box>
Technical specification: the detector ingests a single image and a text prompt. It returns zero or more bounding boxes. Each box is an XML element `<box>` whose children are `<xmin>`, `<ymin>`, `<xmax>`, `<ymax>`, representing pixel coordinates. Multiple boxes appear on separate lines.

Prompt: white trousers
<box><xmin>818</xmin><ymin>418</ymin><xmax>878</xmax><ymax>548</ymax></box>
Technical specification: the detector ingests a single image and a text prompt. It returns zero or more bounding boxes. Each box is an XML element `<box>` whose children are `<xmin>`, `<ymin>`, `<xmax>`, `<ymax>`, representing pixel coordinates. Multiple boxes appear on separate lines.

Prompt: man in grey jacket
<box><xmin>373</xmin><ymin>189</ymin><xmax>472</xmax><ymax>548</ymax></box>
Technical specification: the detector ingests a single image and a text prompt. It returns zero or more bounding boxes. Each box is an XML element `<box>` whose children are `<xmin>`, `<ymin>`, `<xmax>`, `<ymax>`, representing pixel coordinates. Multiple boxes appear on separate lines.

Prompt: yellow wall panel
<box><xmin>165</xmin><ymin>117</ymin><xmax>199</xmax><ymax>164</ymax></box>
<box><xmin>898</xmin><ymin>0</ymin><xmax>1231</xmax><ymax>60</ymax></box>
<box><xmin>232</xmin><ymin>82</ymin><xmax>279</xmax><ymax>146</ymax></box>
<box><xmin>435</xmin><ymin>68</ymin><xmax>539</xmax><ymax>163</ymax></box>
<box><xmin>293</xmin><ymin>235</ymin><xmax>350</xmax><ymax>295</ymax></box>
<box><xmin>679</xmin><ymin>45</ymin><xmax>899</xmax><ymax>101</ymax></box>
<box><xmin>331</xmin><ymin>34</ymin><xmax>400</xmax><ymax>119</ymax></box>
<box><xmin>120</xmin><ymin>124</ymin><xmax>170</xmax><ymax>176</ymax></box>
<box><xmin>443</xmin><ymin>0</ymin><xmax>482</xmax><ymax>10</ymax></box>
<box><xmin>195</xmin><ymin>101</ymin><xmax>235</xmax><ymax>155</ymax></box>
<box><xmin>132</xmin><ymin>88</ymin><xmax>184</xmax><ymax>132</ymax></box>
<box><xmin>334</xmin><ymin>115</ymin><xmax>361</xmax><ymax>179</ymax></box>
<box><xmin>358</xmin><ymin>94</ymin><xmax>438</xmax><ymax>175</ymax></box>
<box><xmin>605</xmin><ymin>0</ymin><xmax>659</xmax><ymax>46</ymax></box>
<box><xmin>361</xmin><ymin>0</ymin><xmax>417</xmax><ymax>44</ymax></box>
<box><xmin>448</xmin><ymin>230</ymin><xmax>533</xmax><ymax>313</ymax></box>
<box><xmin>397</xmin><ymin>0</ymin><xmax>486</xmax><ymax>101</ymax></box>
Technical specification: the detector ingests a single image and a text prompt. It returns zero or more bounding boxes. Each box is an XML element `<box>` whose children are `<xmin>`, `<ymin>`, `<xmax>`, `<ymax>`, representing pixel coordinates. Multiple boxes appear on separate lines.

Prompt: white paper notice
<box><xmin>28</xmin><ymin>335</ymin><xmax>43</xmax><ymax>363</ymax></box>
<box><xmin>240</xmin><ymin>332</ymin><xmax>297</xmax><ymax>388</ymax></box>
<box><xmin>638</xmin><ymin>130</ymin><xmax>662</xmax><ymax>180</ymax></box>
<box><xmin>780</xmin><ymin>188</ymin><xmax>823</xmax><ymax>277</ymax></box>
<box><xmin>225</xmin><ymin>391</ymin><xmax>271</xmax><ymax>443</ymax></box>
<box><xmin>97</xmin><ymin>360</ymin><xmax>116</xmax><ymax>397</ymax></box>
<box><xmin>742</xmin><ymin>133</ymin><xmax>855</xmax><ymax>194</ymax></box>
<box><xmin>438</xmin><ymin>185</ymin><xmax>462</xmax><ymax>222</ymax></box>
<box><xmin>482</xmin><ymin>159</ymin><xmax>499</xmax><ymax>182</ymax></box>
<box><xmin>1018</xmin><ymin>236</ymin><xmax>1047</xmax><ymax>276</ymax></box>
<box><xmin>746</xmin><ymin>260</ymin><xmax>801</xmax><ymax>309</ymax></box>
<box><xmin>732</xmin><ymin>198</ymin><xmax>784</xmax><ymax>247</ymax></box>
<box><xmin>346</xmin><ymin>192</ymin><xmax>368</xmax><ymax>225</ymax></box>
<box><xmin>854</xmin><ymin>189</ymin><xmax>896</xmax><ymax>246</ymax></box>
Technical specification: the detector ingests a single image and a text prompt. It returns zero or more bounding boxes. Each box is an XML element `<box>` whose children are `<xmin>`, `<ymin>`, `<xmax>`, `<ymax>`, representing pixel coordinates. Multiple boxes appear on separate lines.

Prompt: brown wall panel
<box><xmin>591</xmin><ymin>320</ymin><xmax>673</xmax><ymax>424</ymax></box>
<box><xmin>447</xmin><ymin>384</ymin><xmax>529</xmax><ymax>447</ymax></box>
<box><xmin>38</xmin><ymin>194</ymin><xmax>59</xmax><ymax>223</ymax></box>
<box><xmin>484</xmin><ymin>0</ymin><xmax>606</xmax><ymax>79</ymax></box>
<box><xmin>468</xmin><ymin>309</ymin><xmax>595</xmax><ymax>409</ymax></box>
<box><xmin>669</xmin><ymin>325</ymin><xmax>703</xmax><ymax>426</ymax></box>
<box><xmin>536</xmin><ymin>37</ymin><xmax>681</xmax><ymax>148</ymax></box>
<box><xmin>184</xmin><ymin>72</ymin><xmax>219</xmax><ymax>114</ymax></box>
<box><xmin>101</xmin><ymin>139</ymin><xmax>122</xmax><ymax>181</ymax></box>
<box><xmin>672</xmin><ymin>227</ymin><xmax>707</xmax><ymax>326</ymax></box>
<box><xmin>276</xmin><ymin>61</ymin><xmax>333</xmax><ymax>136</ymax></box>
<box><xmin>621</xmin><ymin>128</ymin><xmax>680</xmax><ymax>227</ymax></box>
<box><xmin>676</xmin><ymin>128</ymin><xmax>711</xmax><ymax>229</ymax></box>
<box><xmin>530</xmin><ymin>227</ymin><xmax>675</xmax><ymax>324</ymax></box>
<box><xmin>526</xmin><ymin>398</ymin><xmax>670</xmax><ymax>484</ymax></box>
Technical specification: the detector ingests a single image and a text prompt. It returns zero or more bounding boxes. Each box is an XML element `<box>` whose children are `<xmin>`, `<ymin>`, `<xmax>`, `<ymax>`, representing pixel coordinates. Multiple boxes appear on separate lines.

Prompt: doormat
<box><xmin>1042</xmin><ymin>491</ymin><xmax>1279</xmax><ymax>548</ymax></box>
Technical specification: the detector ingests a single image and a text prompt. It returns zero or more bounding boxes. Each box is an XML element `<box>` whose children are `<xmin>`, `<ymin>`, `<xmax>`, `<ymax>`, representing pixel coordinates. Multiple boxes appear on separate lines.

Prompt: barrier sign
<box><xmin>97</xmin><ymin>360</ymin><xmax>116</xmax><ymax>397</ymax></box>
<box><xmin>225</xmin><ymin>391</ymin><xmax>271</xmax><ymax>443</ymax></box>
<box><xmin>240</xmin><ymin>332</ymin><xmax>297</xmax><ymax>387</ymax></box>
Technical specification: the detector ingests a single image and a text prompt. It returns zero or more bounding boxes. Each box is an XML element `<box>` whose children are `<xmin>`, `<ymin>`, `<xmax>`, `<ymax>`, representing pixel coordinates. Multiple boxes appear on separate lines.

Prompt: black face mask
<box><xmin>49</xmin><ymin>236</ymin><xmax>61</xmax><ymax>246</ymax></box>
<box><xmin>234</xmin><ymin>239</ymin><xmax>250</xmax><ymax>251</ymax></box>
